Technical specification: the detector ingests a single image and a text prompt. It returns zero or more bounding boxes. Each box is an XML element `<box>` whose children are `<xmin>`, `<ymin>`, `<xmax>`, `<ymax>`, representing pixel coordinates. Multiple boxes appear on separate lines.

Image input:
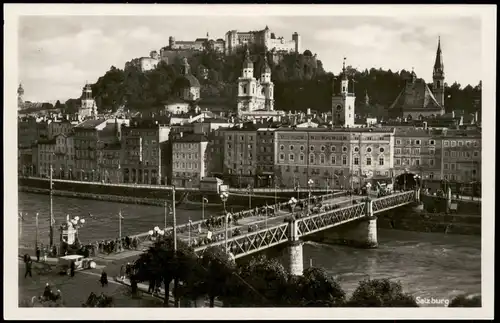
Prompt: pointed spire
<box><xmin>342</xmin><ymin>57</ymin><xmax>348</xmax><ymax>80</ymax></box>
<box><xmin>434</xmin><ymin>36</ymin><xmax>444</xmax><ymax>72</ymax></box>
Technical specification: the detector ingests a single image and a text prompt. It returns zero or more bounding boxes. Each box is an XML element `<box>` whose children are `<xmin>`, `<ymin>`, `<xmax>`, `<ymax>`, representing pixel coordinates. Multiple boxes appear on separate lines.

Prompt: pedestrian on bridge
<box><xmin>36</xmin><ymin>246</ymin><xmax>41</xmax><ymax>262</ymax></box>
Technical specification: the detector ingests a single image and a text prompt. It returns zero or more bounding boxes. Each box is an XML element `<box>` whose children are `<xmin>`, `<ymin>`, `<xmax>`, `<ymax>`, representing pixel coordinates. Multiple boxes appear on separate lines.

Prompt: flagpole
<box><xmin>35</xmin><ymin>212</ymin><xmax>39</xmax><ymax>249</ymax></box>
<box><xmin>119</xmin><ymin>210</ymin><xmax>122</xmax><ymax>250</ymax></box>
<box><xmin>49</xmin><ymin>166</ymin><xmax>54</xmax><ymax>248</ymax></box>
<box><xmin>164</xmin><ymin>200</ymin><xmax>167</xmax><ymax>230</ymax></box>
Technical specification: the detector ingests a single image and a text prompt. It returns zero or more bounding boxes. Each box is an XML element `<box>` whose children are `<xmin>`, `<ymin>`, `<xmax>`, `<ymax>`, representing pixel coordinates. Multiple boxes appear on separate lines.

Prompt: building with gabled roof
<box><xmin>389</xmin><ymin>38</ymin><xmax>446</xmax><ymax>119</ymax></box>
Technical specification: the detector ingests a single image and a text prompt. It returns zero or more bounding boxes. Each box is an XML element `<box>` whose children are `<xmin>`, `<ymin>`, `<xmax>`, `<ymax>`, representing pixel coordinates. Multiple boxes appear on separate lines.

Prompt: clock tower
<box><xmin>331</xmin><ymin>58</ymin><xmax>355</xmax><ymax>127</ymax></box>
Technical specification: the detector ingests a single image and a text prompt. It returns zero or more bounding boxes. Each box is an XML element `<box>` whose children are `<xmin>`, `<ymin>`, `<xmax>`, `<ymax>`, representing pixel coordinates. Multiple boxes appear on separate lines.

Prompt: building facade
<box><xmin>121</xmin><ymin>120</ymin><xmax>170</xmax><ymax>185</ymax></box>
<box><xmin>274</xmin><ymin>128</ymin><xmax>395</xmax><ymax>190</ymax></box>
<box><xmin>37</xmin><ymin>138</ymin><xmax>56</xmax><ymax>177</ymax></box>
<box><xmin>171</xmin><ymin>133</ymin><xmax>209</xmax><ymax>188</ymax></box>
<box><xmin>222</xmin><ymin>124</ymin><xmax>259</xmax><ymax>187</ymax></box>
<box><xmin>256</xmin><ymin>128</ymin><xmax>276</xmax><ymax>187</ymax></box>
<box><xmin>441</xmin><ymin>129</ymin><xmax>481</xmax><ymax>183</ymax></box>
<box><xmin>73</xmin><ymin>119</ymin><xmax>107</xmax><ymax>181</ymax></box>
<box><xmin>53</xmin><ymin>133</ymin><xmax>75</xmax><ymax>179</ymax></box>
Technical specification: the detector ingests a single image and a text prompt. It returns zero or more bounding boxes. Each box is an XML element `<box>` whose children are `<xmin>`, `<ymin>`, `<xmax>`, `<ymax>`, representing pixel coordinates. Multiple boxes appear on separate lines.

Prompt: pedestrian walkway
<box><xmin>114</xmin><ymin>276</ymin><xmax>222</xmax><ymax>307</ymax></box>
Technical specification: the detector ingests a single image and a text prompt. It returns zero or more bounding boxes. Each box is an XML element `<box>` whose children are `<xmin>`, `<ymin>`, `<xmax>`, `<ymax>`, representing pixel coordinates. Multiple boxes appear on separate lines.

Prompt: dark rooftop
<box><xmin>75</xmin><ymin>119</ymin><xmax>106</xmax><ymax>129</ymax></box>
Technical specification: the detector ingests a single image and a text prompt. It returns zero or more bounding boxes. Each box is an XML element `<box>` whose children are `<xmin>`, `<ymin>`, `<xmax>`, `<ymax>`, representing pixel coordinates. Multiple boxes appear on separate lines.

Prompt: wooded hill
<box><xmin>61</xmin><ymin>44</ymin><xmax>482</xmax><ymax>117</ymax></box>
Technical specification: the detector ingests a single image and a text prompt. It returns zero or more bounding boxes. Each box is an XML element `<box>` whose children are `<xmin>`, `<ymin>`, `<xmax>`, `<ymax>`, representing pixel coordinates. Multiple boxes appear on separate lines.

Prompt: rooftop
<box><xmin>173</xmin><ymin>133</ymin><xmax>208</xmax><ymax>143</ymax></box>
<box><xmin>275</xmin><ymin>127</ymin><xmax>395</xmax><ymax>133</ymax></box>
<box><xmin>74</xmin><ymin>119</ymin><xmax>106</xmax><ymax>130</ymax></box>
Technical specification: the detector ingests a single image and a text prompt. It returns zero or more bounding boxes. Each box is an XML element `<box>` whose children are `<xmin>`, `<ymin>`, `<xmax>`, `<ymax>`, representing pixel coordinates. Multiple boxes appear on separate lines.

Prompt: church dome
<box><xmin>303</xmin><ymin>49</ymin><xmax>313</xmax><ymax>57</ymax></box>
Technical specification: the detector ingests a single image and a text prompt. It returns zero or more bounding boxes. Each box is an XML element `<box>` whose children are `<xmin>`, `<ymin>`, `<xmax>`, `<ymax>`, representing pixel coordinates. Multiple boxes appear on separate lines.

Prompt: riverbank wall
<box><xmin>18</xmin><ymin>177</ymin><xmax>331</xmax><ymax>209</ymax></box>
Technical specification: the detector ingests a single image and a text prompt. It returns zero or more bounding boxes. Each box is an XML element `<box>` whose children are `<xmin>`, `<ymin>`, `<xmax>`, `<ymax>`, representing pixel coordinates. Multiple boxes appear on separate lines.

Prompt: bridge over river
<box><xmin>125</xmin><ymin>190</ymin><xmax>418</xmax><ymax>275</ymax></box>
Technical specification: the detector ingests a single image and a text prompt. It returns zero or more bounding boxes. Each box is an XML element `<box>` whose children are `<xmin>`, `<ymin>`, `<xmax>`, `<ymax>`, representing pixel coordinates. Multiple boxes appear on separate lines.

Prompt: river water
<box><xmin>17</xmin><ymin>192</ymin><xmax>481</xmax><ymax>304</ymax></box>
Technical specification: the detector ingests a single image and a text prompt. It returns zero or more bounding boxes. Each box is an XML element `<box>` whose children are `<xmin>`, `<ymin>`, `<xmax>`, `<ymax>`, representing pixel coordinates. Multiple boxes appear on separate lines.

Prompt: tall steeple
<box><xmin>182</xmin><ymin>57</ymin><xmax>190</xmax><ymax>75</ymax></box>
<box><xmin>432</xmin><ymin>36</ymin><xmax>445</xmax><ymax>108</ymax></box>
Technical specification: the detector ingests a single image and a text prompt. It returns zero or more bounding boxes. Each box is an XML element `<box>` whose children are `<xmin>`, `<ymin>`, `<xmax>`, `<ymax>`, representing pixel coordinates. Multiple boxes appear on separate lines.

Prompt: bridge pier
<box><xmin>286</xmin><ymin>218</ymin><xmax>304</xmax><ymax>276</ymax></box>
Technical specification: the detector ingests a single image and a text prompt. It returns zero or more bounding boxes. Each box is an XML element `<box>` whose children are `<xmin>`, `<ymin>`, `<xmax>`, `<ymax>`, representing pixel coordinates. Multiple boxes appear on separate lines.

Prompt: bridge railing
<box><xmin>296</xmin><ymin>202</ymin><xmax>367</xmax><ymax>237</ymax></box>
<box><xmin>194</xmin><ymin>222</ymin><xmax>290</xmax><ymax>259</ymax></box>
<box><xmin>372</xmin><ymin>191</ymin><xmax>415</xmax><ymax>213</ymax></box>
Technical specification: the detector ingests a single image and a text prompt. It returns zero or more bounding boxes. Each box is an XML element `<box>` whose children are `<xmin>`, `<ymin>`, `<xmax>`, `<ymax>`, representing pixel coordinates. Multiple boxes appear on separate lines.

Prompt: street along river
<box><xmin>18</xmin><ymin>192</ymin><xmax>480</xmax><ymax>304</ymax></box>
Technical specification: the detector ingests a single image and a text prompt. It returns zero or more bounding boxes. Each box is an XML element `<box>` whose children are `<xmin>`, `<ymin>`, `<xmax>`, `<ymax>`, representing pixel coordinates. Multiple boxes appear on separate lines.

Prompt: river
<box><xmin>17</xmin><ymin>192</ymin><xmax>481</xmax><ymax>304</ymax></box>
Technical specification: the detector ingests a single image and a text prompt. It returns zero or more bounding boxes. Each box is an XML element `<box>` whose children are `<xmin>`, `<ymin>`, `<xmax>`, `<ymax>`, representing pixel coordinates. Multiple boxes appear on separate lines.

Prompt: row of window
<box><xmin>174</xmin><ymin>153</ymin><xmax>200</xmax><ymax>160</ymax></box>
<box><xmin>174</xmin><ymin>162</ymin><xmax>199</xmax><ymax>170</ymax></box>
<box><xmin>444</xmin><ymin>151</ymin><xmax>480</xmax><ymax>158</ymax></box>
<box><xmin>226</xmin><ymin>135</ymin><xmax>255</xmax><ymax>142</ymax></box>
<box><xmin>443</xmin><ymin>140</ymin><xmax>479</xmax><ymax>147</ymax></box>
<box><xmin>444</xmin><ymin>164</ymin><xmax>478</xmax><ymax>172</ymax></box>
<box><xmin>174</xmin><ymin>143</ymin><xmax>197</xmax><ymax>150</ymax></box>
<box><xmin>395</xmin><ymin>158</ymin><xmax>431</xmax><ymax>166</ymax></box>
<box><xmin>278</xmin><ymin>153</ymin><xmax>352</xmax><ymax>166</ymax></box>
<box><xmin>396</xmin><ymin>139</ymin><xmax>435</xmax><ymax>146</ymax></box>
<box><xmin>395</xmin><ymin>148</ymin><xmax>432</xmax><ymax>155</ymax></box>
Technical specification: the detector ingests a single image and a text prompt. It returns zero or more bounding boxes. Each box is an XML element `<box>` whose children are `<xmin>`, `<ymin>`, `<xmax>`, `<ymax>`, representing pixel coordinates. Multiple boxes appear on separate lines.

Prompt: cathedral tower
<box><xmin>80</xmin><ymin>83</ymin><xmax>96</xmax><ymax>118</ymax></box>
<box><xmin>331</xmin><ymin>58</ymin><xmax>355</xmax><ymax>127</ymax></box>
<box><xmin>260</xmin><ymin>55</ymin><xmax>274</xmax><ymax>111</ymax></box>
<box><xmin>236</xmin><ymin>48</ymin><xmax>258</xmax><ymax>116</ymax></box>
<box><xmin>432</xmin><ymin>36</ymin><xmax>445</xmax><ymax>107</ymax></box>
<box><xmin>17</xmin><ymin>83</ymin><xmax>24</xmax><ymax>109</ymax></box>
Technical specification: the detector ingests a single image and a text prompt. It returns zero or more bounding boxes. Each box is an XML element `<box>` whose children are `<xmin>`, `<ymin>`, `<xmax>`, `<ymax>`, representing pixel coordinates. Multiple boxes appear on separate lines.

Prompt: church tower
<box><xmin>237</xmin><ymin>47</ymin><xmax>258</xmax><ymax>116</ymax></box>
<box><xmin>432</xmin><ymin>36</ymin><xmax>445</xmax><ymax>107</ymax></box>
<box><xmin>260</xmin><ymin>55</ymin><xmax>274</xmax><ymax>111</ymax></box>
<box><xmin>80</xmin><ymin>83</ymin><xmax>96</xmax><ymax>118</ymax></box>
<box><xmin>17</xmin><ymin>83</ymin><xmax>25</xmax><ymax>110</ymax></box>
<box><xmin>331</xmin><ymin>58</ymin><xmax>356</xmax><ymax>127</ymax></box>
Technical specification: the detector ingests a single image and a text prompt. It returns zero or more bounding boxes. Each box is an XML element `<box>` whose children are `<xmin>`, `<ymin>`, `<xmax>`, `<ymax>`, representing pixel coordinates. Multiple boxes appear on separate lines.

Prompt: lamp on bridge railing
<box><xmin>307</xmin><ymin>179</ymin><xmax>314</xmax><ymax>215</ymax></box>
<box><xmin>288</xmin><ymin>197</ymin><xmax>298</xmax><ymax>219</ymax></box>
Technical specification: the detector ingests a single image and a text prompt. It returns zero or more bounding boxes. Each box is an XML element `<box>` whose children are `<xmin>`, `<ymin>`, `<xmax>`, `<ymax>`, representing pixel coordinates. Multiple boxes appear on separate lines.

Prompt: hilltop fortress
<box><xmin>127</xmin><ymin>26</ymin><xmax>302</xmax><ymax>72</ymax></box>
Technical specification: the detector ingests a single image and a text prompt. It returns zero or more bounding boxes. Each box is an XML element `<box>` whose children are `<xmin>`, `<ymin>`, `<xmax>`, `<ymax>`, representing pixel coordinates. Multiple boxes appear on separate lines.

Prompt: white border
<box><xmin>4</xmin><ymin>4</ymin><xmax>496</xmax><ymax>320</ymax></box>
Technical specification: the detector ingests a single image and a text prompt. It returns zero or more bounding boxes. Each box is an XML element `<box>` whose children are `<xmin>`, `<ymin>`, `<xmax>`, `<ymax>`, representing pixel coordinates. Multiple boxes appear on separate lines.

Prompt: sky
<box><xmin>18</xmin><ymin>11</ymin><xmax>483</xmax><ymax>103</ymax></box>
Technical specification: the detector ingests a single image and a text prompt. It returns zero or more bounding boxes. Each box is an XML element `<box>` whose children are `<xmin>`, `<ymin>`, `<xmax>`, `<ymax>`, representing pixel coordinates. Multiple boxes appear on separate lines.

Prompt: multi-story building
<box><xmin>171</xmin><ymin>133</ymin><xmax>209</xmax><ymax>188</ymax></box>
<box><xmin>73</xmin><ymin>119</ymin><xmax>107</xmax><ymax>181</ymax></box>
<box><xmin>256</xmin><ymin>128</ymin><xmax>276</xmax><ymax>187</ymax></box>
<box><xmin>274</xmin><ymin>127</ymin><xmax>395</xmax><ymax>190</ymax></box>
<box><xmin>394</xmin><ymin>128</ymin><xmax>442</xmax><ymax>182</ymax></box>
<box><xmin>53</xmin><ymin>133</ymin><xmax>75</xmax><ymax>179</ymax></box>
<box><xmin>99</xmin><ymin>142</ymin><xmax>122</xmax><ymax>183</ymax></box>
<box><xmin>48</xmin><ymin>119</ymin><xmax>74</xmax><ymax>140</ymax></box>
<box><xmin>37</xmin><ymin>138</ymin><xmax>56</xmax><ymax>177</ymax></box>
<box><xmin>441</xmin><ymin>129</ymin><xmax>481</xmax><ymax>183</ymax></box>
<box><xmin>222</xmin><ymin>123</ymin><xmax>259</xmax><ymax>187</ymax></box>
<box><xmin>121</xmin><ymin>119</ymin><xmax>170</xmax><ymax>185</ymax></box>
<box><xmin>18</xmin><ymin>117</ymin><xmax>39</xmax><ymax>148</ymax></box>
<box><xmin>225</xmin><ymin>26</ymin><xmax>300</xmax><ymax>55</ymax></box>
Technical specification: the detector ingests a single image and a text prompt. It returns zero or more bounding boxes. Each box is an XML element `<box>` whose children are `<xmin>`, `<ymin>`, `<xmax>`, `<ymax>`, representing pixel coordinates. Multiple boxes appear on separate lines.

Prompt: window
<box><xmin>279</xmin><ymin>153</ymin><xmax>285</xmax><ymax>161</ymax></box>
<box><xmin>379</xmin><ymin>147</ymin><xmax>385</xmax><ymax>153</ymax></box>
<box><xmin>451</xmin><ymin>151</ymin><xmax>457</xmax><ymax>157</ymax></box>
<box><xmin>366</xmin><ymin>157</ymin><xmax>372</xmax><ymax>166</ymax></box>
<box><xmin>354</xmin><ymin>157</ymin><xmax>359</xmax><ymax>165</ymax></box>
<box><xmin>395</xmin><ymin>158</ymin><xmax>401</xmax><ymax>165</ymax></box>
<box><xmin>451</xmin><ymin>141</ymin><xmax>456</xmax><ymax>147</ymax></box>
<box><xmin>396</xmin><ymin>140</ymin><xmax>401</xmax><ymax>145</ymax></box>
<box><xmin>330</xmin><ymin>146</ymin><xmax>336</xmax><ymax>152</ymax></box>
<box><xmin>451</xmin><ymin>163</ymin><xmax>456</xmax><ymax>170</ymax></box>
<box><xmin>466</xmin><ymin>141</ymin><xmax>471</xmax><ymax>147</ymax></box>
<box><xmin>310</xmin><ymin>145</ymin><xmax>314</xmax><ymax>151</ymax></box>
<box><xmin>444</xmin><ymin>163</ymin><xmax>449</xmax><ymax>169</ymax></box>
<box><xmin>413</xmin><ymin>148</ymin><xmax>420</xmax><ymax>155</ymax></box>
<box><xmin>444</xmin><ymin>151</ymin><xmax>449</xmax><ymax>157</ymax></box>
<box><xmin>458</xmin><ymin>141</ymin><xmax>464</xmax><ymax>147</ymax></box>
<box><xmin>289</xmin><ymin>154</ymin><xmax>295</xmax><ymax>161</ymax></box>
<box><xmin>354</xmin><ymin>147</ymin><xmax>359</xmax><ymax>153</ymax></box>
<box><xmin>320</xmin><ymin>145</ymin><xmax>326</xmax><ymax>152</ymax></box>
<box><xmin>443</xmin><ymin>140</ymin><xmax>448</xmax><ymax>147</ymax></box>
<box><xmin>415</xmin><ymin>140</ymin><xmax>421</xmax><ymax>145</ymax></box>
<box><xmin>280</xmin><ymin>145</ymin><xmax>284</xmax><ymax>151</ymax></box>
<box><xmin>429</xmin><ymin>172</ymin><xmax>434</xmax><ymax>179</ymax></box>
<box><xmin>473</xmin><ymin>151</ymin><xmax>479</xmax><ymax>157</ymax></box>
<box><xmin>300</xmin><ymin>145</ymin><xmax>305</xmax><ymax>151</ymax></box>
<box><xmin>429</xmin><ymin>148</ymin><xmax>435</xmax><ymax>155</ymax></box>
<box><xmin>406</xmin><ymin>140</ymin><xmax>411</xmax><ymax>145</ymax></box>
<box><xmin>379</xmin><ymin>157</ymin><xmax>384</xmax><ymax>166</ymax></box>
<box><xmin>320</xmin><ymin>154</ymin><xmax>325</xmax><ymax>164</ymax></box>
<box><xmin>299</xmin><ymin>153</ymin><xmax>305</xmax><ymax>162</ymax></box>
<box><xmin>342</xmin><ymin>155</ymin><xmax>347</xmax><ymax>165</ymax></box>
<box><xmin>289</xmin><ymin>145</ymin><xmax>294</xmax><ymax>151</ymax></box>
<box><xmin>367</xmin><ymin>147</ymin><xmax>372</xmax><ymax>153</ymax></box>
<box><xmin>395</xmin><ymin>148</ymin><xmax>401</xmax><ymax>154</ymax></box>
<box><xmin>415</xmin><ymin>159</ymin><xmax>420</xmax><ymax>166</ymax></box>
<box><xmin>309</xmin><ymin>153</ymin><xmax>315</xmax><ymax>164</ymax></box>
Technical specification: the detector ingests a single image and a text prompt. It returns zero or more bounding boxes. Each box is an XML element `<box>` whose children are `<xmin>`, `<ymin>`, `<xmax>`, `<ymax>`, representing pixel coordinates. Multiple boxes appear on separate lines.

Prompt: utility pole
<box><xmin>172</xmin><ymin>186</ymin><xmax>177</xmax><ymax>253</ymax></box>
<box><xmin>35</xmin><ymin>212</ymin><xmax>39</xmax><ymax>249</ymax></box>
<box><xmin>164</xmin><ymin>200</ymin><xmax>167</xmax><ymax>229</ymax></box>
<box><xmin>248</xmin><ymin>185</ymin><xmax>252</xmax><ymax>210</ymax></box>
<box><xmin>119</xmin><ymin>210</ymin><xmax>123</xmax><ymax>250</ymax></box>
<box><xmin>49</xmin><ymin>165</ymin><xmax>54</xmax><ymax>248</ymax></box>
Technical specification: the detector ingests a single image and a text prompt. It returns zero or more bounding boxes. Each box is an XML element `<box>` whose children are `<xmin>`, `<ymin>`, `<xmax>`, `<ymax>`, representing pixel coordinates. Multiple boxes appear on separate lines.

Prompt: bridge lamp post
<box><xmin>69</xmin><ymin>215</ymin><xmax>86</xmax><ymax>240</ymax></box>
<box><xmin>247</xmin><ymin>184</ymin><xmax>252</xmax><ymax>210</ymax></box>
<box><xmin>307</xmin><ymin>179</ymin><xmax>314</xmax><ymax>215</ymax></box>
<box><xmin>288</xmin><ymin>197</ymin><xmax>297</xmax><ymax>219</ymax></box>
<box><xmin>220</xmin><ymin>192</ymin><xmax>229</xmax><ymax>253</ymax></box>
